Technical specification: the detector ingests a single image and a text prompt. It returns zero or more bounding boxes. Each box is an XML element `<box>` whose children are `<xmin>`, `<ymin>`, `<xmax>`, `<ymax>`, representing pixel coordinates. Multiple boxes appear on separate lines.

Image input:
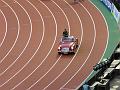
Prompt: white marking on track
<box><xmin>25</xmin><ymin>0</ymin><xmax>73</xmax><ymax>89</ymax></box>
<box><xmin>0</xmin><ymin>0</ymin><xmax>32</xmax><ymax>86</ymax></box>
<box><xmin>0</xmin><ymin>1</ymin><xmax>33</xmax><ymax>76</ymax></box>
<box><xmin>26</xmin><ymin>55</ymin><xmax>62</xmax><ymax>90</ymax></box>
<box><xmin>42</xmin><ymin>0</ymin><xmax>84</xmax><ymax>90</ymax></box>
<box><xmin>75</xmin><ymin>1</ymin><xmax>109</xmax><ymax>89</ymax></box>
<box><xmin>0</xmin><ymin>0</ymin><xmax>47</xmax><ymax>77</ymax></box>
<box><xmin>10</xmin><ymin>0</ymin><xmax>58</xmax><ymax>89</ymax></box>
<box><xmin>10</xmin><ymin>0</ymin><xmax>70</xmax><ymax>89</ymax></box>
<box><xmin>51</xmin><ymin>0</ymin><xmax>71</xmax><ymax>35</ymax></box>
<box><xmin>60</xmin><ymin>2</ymin><xmax>97</xmax><ymax>89</ymax></box>
<box><xmin>0</xmin><ymin>0</ymin><xmax>20</xmax><ymax>64</ymax></box>
<box><xmin>0</xmin><ymin>10</ymin><xmax>7</xmax><ymax>48</ymax></box>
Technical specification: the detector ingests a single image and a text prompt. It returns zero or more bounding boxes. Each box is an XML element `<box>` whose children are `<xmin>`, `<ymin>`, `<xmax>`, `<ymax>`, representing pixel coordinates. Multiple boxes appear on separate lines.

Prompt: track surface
<box><xmin>0</xmin><ymin>0</ymin><xmax>108</xmax><ymax>90</ymax></box>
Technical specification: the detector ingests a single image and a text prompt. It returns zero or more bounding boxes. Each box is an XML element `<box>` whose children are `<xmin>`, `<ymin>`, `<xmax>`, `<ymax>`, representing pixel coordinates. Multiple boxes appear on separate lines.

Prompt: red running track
<box><xmin>0</xmin><ymin>0</ymin><xmax>108</xmax><ymax>90</ymax></box>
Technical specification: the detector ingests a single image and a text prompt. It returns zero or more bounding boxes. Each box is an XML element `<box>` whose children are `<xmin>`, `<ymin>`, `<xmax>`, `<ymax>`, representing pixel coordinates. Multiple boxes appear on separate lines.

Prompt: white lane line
<box><xmin>0</xmin><ymin>0</ymin><xmax>32</xmax><ymax>76</ymax></box>
<box><xmin>0</xmin><ymin>0</ymin><xmax>45</xmax><ymax>86</ymax></box>
<box><xmin>25</xmin><ymin>0</ymin><xmax>73</xmax><ymax>89</ymax></box>
<box><xmin>0</xmin><ymin>0</ymin><xmax>20</xmax><ymax>64</ymax></box>
<box><xmin>10</xmin><ymin>0</ymin><xmax>58</xmax><ymax>89</ymax></box>
<box><xmin>26</xmin><ymin>56</ymin><xmax>62</xmax><ymax>90</ymax></box>
<box><xmin>0</xmin><ymin>0</ymin><xmax>46</xmax><ymax>77</ymax></box>
<box><xmin>0</xmin><ymin>0</ymin><xmax>33</xmax><ymax>86</ymax></box>
<box><xmin>75</xmin><ymin>1</ymin><xmax>109</xmax><ymax>89</ymax></box>
<box><xmin>42</xmin><ymin>0</ymin><xmax>84</xmax><ymax>90</ymax></box>
<box><xmin>0</xmin><ymin>10</ymin><xmax>7</xmax><ymax>48</ymax></box>
<box><xmin>51</xmin><ymin>0</ymin><xmax>71</xmax><ymax>35</ymax></box>
<box><xmin>60</xmin><ymin>2</ymin><xmax>97</xmax><ymax>89</ymax></box>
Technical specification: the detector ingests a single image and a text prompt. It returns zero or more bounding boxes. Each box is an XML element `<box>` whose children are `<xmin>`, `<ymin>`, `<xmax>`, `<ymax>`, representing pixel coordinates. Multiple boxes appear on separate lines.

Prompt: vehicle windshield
<box><xmin>62</xmin><ymin>36</ymin><xmax>74</xmax><ymax>42</ymax></box>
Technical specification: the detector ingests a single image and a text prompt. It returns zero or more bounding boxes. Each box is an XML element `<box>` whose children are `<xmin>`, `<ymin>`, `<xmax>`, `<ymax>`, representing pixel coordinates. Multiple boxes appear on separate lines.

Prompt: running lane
<box><xmin>33</xmin><ymin>0</ymin><xmax>95</xmax><ymax>90</ymax></box>
<box><xmin>0</xmin><ymin>0</ymin><xmax>56</xmax><ymax>89</ymax></box>
<box><xmin>0</xmin><ymin>0</ymin><xmax>108</xmax><ymax>90</ymax></box>
<box><xmin>22</xmin><ymin>0</ymin><xmax>94</xmax><ymax>89</ymax></box>
<box><xmin>0</xmin><ymin>0</ymin><xmax>32</xmax><ymax>74</ymax></box>
<box><xmin>61</xmin><ymin>0</ymin><xmax>108</xmax><ymax>89</ymax></box>
<box><xmin>8</xmin><ymin>0</ymin><xmax>71</xmax><ymax>90</ymax></box>
<box><xmin>0</xmin><ymin>0</ymin><xmax>18</xmax><ymax>63</ymax></box>
<box><xmin>0</xmin><ymin>10</ymin><xmax>7</xmax><ymax>48</ymax></box>
<box><xmin>0</xmin><ymin>0</ymin><xmax>44</xmax><ymax>88</ymax></box>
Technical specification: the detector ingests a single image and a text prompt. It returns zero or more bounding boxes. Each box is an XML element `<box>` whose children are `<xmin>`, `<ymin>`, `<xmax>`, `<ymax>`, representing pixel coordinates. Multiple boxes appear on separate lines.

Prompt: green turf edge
<box><xmin>83</xmin><ymin>0</ymin><xmax>120</xmax><ymax>85</ymax></box>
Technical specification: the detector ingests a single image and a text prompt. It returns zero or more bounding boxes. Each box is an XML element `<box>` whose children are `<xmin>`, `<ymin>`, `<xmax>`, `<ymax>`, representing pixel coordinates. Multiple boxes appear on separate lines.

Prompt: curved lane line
<box><xmin>0</xmin><ymin>0</ymin><xmax>33</xmax><ymax>76</ymax></box>
<box><xmin>26</xmin><ymin>56</ymin><xmax>62</xmax><ymax>90</ymax></box>
<box><xmin>9</xmin><ymin>0</ymin><xmax>58</xmax><ymax>89</ymax></box>
<box><xmin>0</xmin><ymin>0</ymin><xmax>33</xmax><ymax>86</ymax></box>
<box><xmin>0</xmin><ymin>0</ymin><xmax>45</xmax><ymax>76</ymax></box>
<box><xmin>11</xmin><ymin>0</ymin><xmax>70</xmax><ymax>90</ymax></box>
<box><xmin>15</xmin><ymin>1</ymin><xmax>70</xmax><ymax>90</ymax></box>
<box><xmin>25</xmin><ymin>0</ymin><xmax>79</xmax><ymax>89</ymax></box>
<box><xmin>51</xmin><ymin>0</ymin><xmax>71</xmax><ymax>35</ymax></box>
<box><xmin>0</xmin><ymin>0</ymin><xmax>20</xmax><ymax>64</ymax></box>
<box><xmin>42</xmin><ymin>0</ymin><xmax>84</xmax><ymax>90</ymax></box>
<box><xmin>60</xmin><ymin>2</ymin><xmax>97</xmax><ymax>89</ymax></box>
<box><xmin>76</xmin><ymin>1</ymin><xmax>109</xmax><ymax>89</ymax></box>
<box><xmin>0</xmin><ymin>10</ymin><xmax>7</xmax><ymax>48</ymax></box>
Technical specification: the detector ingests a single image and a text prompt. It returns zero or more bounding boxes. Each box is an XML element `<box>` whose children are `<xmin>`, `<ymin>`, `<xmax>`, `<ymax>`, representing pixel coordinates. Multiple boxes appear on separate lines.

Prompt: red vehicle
<box><xmin>58</xmin><ymin>36</ymin><xmax>78</xmax><ymax>54</ymax></box>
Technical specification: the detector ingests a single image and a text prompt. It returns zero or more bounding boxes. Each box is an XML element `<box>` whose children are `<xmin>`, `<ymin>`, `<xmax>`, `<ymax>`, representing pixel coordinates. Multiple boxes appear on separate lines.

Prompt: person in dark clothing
<box><xmin>82</xmin><ymin>82</ymin><xmax>90</xmax><ymax>90</ymax></box>
<box><xmin>63</xmin><ymin>29</ymin><xmax>69</xmax><ymax>37</ymax></box>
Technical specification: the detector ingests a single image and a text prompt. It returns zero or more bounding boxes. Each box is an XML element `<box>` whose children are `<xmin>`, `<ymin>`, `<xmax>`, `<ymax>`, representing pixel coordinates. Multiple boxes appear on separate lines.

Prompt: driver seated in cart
<box><xmin>63</xmin><ymin>28</ymin><xmax>69</xmax><ymax>37</ymax></box>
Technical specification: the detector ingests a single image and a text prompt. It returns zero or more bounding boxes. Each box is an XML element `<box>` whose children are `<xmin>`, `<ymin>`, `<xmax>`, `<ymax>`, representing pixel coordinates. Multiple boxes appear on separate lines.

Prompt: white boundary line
<box><xmin>10</xmin><ymin>0</ymin><xmax>58</xmax><ymax>89</ymax></box>
<box><xmin>0</xmin><ymin>0</ymin><xmax>33</xmax><ymax>87</ymax></box>
<box><xmin>0</xmin><ymin>10</ymin><xmax>7</xmax><ymax>48</ymax></box>
<box><xmin>42</xmin><ymin>0</ymin><xmax>84</xmax><ymax>90</ymax></box>
<box><xmin>0</xmin><ymin>0</ymin><xmax>45</xmax><ymax>77</ymax></box>
<box><xmin>25</xmin><ymin>0</ymin><xmax>79</xmax><ymax>89</ymax></box>
<box><xmin>11</xmin><ymin>0</ymin><xmax>71</xmax><ymax>89</ymax></box>
<box><xmin>26</xmin><ymin>56</ymin><xmax>62</xmax><ymax>90</ymax></box>
<box><xmin>0</xmin><ymin>0</ymin><xmax>33</xmax><ymax>76</ymax></box>
<box><xmin>0</xmin><ymin>0</ymin><xmax>20</xmax><ymax>64</ymax></box>
<box><xmin>51</xmin><ymin>0</ymin><xmax>71</xmax><ymax>34</ymax></box>
<box><xmin>75</xmin><ymin>0</ymin><xmax>109</xmax><ymax>89</ymax></box>
<box><xmin>60</xmin><ymin>1</ymin><xmax>97</xmax><ymax>89</ymax></box>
